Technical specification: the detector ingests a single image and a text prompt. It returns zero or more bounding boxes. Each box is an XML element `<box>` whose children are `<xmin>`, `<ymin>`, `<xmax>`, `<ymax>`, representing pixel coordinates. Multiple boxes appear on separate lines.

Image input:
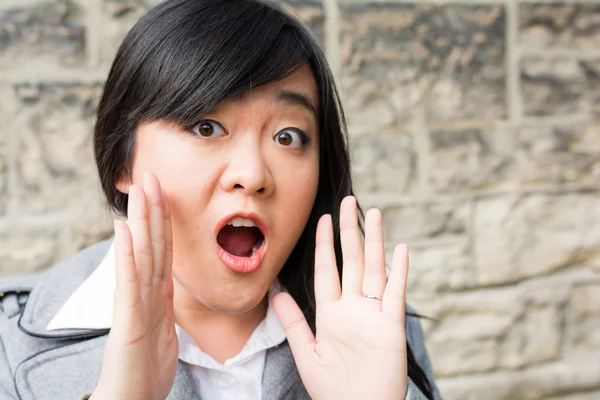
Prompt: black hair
<box><xmin>93</xmin><ymin>0</ymin><xmax>433</xmax><ymax>397</ymax></box>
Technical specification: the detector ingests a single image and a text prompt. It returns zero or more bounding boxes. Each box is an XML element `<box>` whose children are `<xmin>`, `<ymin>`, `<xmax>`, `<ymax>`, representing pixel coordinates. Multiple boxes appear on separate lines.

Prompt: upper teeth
<box><xmin>227</xmin><ymin>217</ymin><xmax>257</xmax><ymax>228</ymax></box>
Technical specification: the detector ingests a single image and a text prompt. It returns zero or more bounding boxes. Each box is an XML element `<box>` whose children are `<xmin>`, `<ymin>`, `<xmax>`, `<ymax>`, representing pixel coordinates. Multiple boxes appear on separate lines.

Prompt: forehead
<box><xmin>234</xmin><ymin>64</ymin><xmax>318</xmax><ymax>109</ymax></box>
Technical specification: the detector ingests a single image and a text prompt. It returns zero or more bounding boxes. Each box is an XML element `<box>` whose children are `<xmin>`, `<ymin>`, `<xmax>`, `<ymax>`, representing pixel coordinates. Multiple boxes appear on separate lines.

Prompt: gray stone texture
<box><xmin>0</xmin><ymin>0</ymin><xmax>600</xmax><ymax>399</ymax></box>
<box><xmin>99</xmin><ymin>0</ymin><xmax>162</xmax><ymax>67</ymax></box>
<box><xmin>351</xmin><ymin>131</ymin><xmax>415</xmax><ymax>194</ymax></box>
<box><xmin>0</xmin><ymin>226</ymin><xmax>61</xmax><ymax>276</ymax></box>
<box><xmin>416</xmin><ymin>285</ymin><xmax>566</xmax><ymax>377</ymax></box>
<box><xmin>521</xmin><ymin>57</ymin><xmax>600</xmax><ymax>117</ymax></box>
<box><xmin>520</xmin><ymin>3</ymin><xmax>600</xmax><ymax>50</ymax></box>
<box><xmin>428</xmin><ymin>125</ymin><xmax>514</xmax><ymax>192</ymax></box>
<box><xmin>0</xmin><ymin>0</ymin><xmax>85</xmax><ymax>68</ymax></box>
<box><xmin>341</xmin><ymin>3</ymin><xmax>506</xmax><ymax>130</ymax></box>
<box><xmin>473</xmin><ymin>194</ymin><xmax>600</xmax><ymax>286</ymax></box>
<box><xmin>11</xmin><ymin>83</ymin><xmax>105</xmax><ymax>214</ymax></box>
<box><xmin>572</xmin><ymin>280</ymin><xmax>600</xmax><ymax>350</ymax></box>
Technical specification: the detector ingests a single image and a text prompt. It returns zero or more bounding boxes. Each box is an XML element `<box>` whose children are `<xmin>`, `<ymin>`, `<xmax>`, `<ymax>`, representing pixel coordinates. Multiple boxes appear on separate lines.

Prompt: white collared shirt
<box><xmin>47</xmin><ymin>243</ymin><xmax>287</xmax><ymax>400</ymax></box>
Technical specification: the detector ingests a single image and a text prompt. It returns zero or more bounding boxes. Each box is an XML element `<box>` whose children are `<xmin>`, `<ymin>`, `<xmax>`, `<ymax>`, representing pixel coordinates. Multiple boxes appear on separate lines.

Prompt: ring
<box><xmin>363</xmin><ymin>294</ymin><xmax>382</xmax><ymax>300</ymax></box>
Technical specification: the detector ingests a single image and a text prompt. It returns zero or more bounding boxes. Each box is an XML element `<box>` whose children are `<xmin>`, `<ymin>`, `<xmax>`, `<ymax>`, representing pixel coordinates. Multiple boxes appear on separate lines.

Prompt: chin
<box><xmin>175</xmin><ymin>272</ymin><xmax>270</xmax><ymax>315</ymax></box>
<box><xmin>202</xmin><ymin>289</ymin><xmax>268</xmax><ymax>315</ymax></box>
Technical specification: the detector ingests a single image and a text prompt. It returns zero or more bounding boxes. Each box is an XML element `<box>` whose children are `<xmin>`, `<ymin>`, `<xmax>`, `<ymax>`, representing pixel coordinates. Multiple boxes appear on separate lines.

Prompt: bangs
<box><xmin>121</xmin><ymin>0</ymin><xmax>312</xmax><ymax>127</ymax></box>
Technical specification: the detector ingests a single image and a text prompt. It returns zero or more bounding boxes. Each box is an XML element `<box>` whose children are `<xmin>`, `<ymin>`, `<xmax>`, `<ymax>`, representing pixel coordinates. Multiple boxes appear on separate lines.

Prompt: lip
<box><xmin>214</xmin><ymin>211</ymin><xmax>269</xmax><ymax>273</ymax></box>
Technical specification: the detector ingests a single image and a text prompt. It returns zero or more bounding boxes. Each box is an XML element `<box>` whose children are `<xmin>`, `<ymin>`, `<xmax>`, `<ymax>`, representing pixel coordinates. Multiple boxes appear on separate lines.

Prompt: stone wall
<box><xmin>0</xmin><ymin>0</ymin><xmax>599</xmax><ymax>398</ymax></box>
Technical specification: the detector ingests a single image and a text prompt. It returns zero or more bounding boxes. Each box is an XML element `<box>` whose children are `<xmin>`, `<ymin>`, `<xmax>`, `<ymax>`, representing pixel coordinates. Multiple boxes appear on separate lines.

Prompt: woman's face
<box><xmin>117</xmin><ymin>65</ymin><xmax>320</xmax><ymax>314</ymax></box>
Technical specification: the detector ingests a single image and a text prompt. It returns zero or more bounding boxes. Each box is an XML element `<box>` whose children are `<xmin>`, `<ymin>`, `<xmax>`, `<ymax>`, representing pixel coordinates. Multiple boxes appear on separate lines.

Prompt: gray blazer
<box><xmin>0</xmin><ymin>239</ymin><xmax>442</xmax><ymax>400</ymax></box>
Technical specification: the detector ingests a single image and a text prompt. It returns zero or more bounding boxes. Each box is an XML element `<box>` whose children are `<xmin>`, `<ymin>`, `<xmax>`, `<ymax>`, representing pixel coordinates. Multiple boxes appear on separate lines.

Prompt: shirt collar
<box><xmin>46</xmin><ymin>243</ymin><xmax>116</xmax><ymax>330</ymax></box>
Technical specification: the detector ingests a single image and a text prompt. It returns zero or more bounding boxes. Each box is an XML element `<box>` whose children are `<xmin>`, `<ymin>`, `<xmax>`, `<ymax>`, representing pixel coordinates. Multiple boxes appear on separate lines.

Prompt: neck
<box><xmin>172</xmin><ymin>279</ymin><xmax>269</xmax><ymax>364</ymax></box>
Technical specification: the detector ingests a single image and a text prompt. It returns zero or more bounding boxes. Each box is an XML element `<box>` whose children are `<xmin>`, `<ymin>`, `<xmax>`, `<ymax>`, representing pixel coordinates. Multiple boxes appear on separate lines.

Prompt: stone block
<box><xmin>520</xmin><ymin>4</ymin><xmax>600</xmax><ymax>51</ymax></box>
<box><xmin>11</xmin><ymin>83</ymin><xmax>107</xmax><ymax>214</ymax></box>
<box><xmin>572</xmin><ymin>280</ymin><xmax>600</xmax><ymax>350</ymax></box>
<box><xmin>70</xmin><ymin>213</ymin><xmax>114</xmax><ymax>254</ymax></box>
<box><xmin>340</xmin><ymin>3</ymin><xmax>506</xmax><ymax>127</ymax></box>
<box><xmin>0</xmin><ymin>227</ymin><xmax>60</xmax><ymax>277</ymax></box>
<box><xmin>428</xmin><ymin>126</ymin><xmax>514</xmax><ymax>193</ymax></box>
<box><xmin>437</xmin><ymin>353</ymin><xmax>600</xmax><ymax>400</ymax></box>
<box><xmin>521</xmin><ymin>57</ymin><xmax>600</xmax><ymax>117</ymax></box>
<box><xmin>279</xmin><ymin>0</ymin><xmax>324</xmax><ymax>46</ymax></box>
<box><xmin>0</xmin><ymin>0</ymin><xmax>85</xmax><ymax>69</ymax></box>
<box><xmin>404</xmin><ymin>241</ymin><xmax>474</xmax><ymax>295</ymax></box>
<box><xmin>99</xmin><ymin>0</ymin><xmax>157</xmax><ymax>66</ymax></box>
<box><xmin>382</xmin><ymin>200</ymin><xmax>469</xmax><ymax>243</ymax></box>
<box><xmin>417</xmin><ymin>286</ymin><xmax>565</xmax><ymax>377</ymax></box>
<box><xmin>350</xmin><ymin>131</ymin><xmax>415</xmax><ymax>195</ymax></box>
<box><xmin>473</xmin><ymin>194</ymin><xmax>600</xmax><ymax>286</ymax></box>
<box><xmin>515</xmin><ymin>123</ymin><xmax>600</xmax><ymax>186</ymax></box>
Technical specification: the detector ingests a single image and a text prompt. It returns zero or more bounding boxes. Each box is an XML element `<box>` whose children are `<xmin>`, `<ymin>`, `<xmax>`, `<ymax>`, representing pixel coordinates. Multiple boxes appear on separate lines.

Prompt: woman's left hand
<box><xmin>273</xmin><ymin>196</ymin><xmax>408</xmax><ymax>400</ymax></box>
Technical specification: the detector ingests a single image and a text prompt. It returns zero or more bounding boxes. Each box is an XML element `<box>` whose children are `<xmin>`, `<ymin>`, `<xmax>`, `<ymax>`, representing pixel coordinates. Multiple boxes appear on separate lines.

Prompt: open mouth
<box><xmin>216</xmin><ymin>217</ymin><xmax>265</xmax><ymax>258</ymax></box>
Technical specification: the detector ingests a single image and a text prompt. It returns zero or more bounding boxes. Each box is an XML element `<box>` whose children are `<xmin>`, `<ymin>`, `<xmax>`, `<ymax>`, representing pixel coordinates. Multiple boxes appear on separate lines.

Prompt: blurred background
<box><xmin>0</xmin><ymin>0</ymin><xmax>599</xmax><ymax>398</ymax></box>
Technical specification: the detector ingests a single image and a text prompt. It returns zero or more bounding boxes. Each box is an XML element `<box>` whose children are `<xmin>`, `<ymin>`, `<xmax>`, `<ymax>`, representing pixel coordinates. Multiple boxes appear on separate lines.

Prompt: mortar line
<box><xmin>85</xmin><ymin>0</ymin><xmax>104</xmax><ymax>69</ymax></box>
<box><xmin>506</xmin><ymin>0</ymin><xmax>522</xmax><ymax>125</ymax></box>
<box><xmin>324</xmin><ymin>0</ymin><xmax>348</xmax><ymax>118</ymax></box>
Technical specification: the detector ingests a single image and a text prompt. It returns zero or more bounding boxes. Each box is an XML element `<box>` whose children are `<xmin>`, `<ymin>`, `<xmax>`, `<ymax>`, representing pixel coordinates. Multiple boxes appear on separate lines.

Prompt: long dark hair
<box><xmin>93</xmin><ymin>0</ymin><xmax>433</xmax><ymax>397</ymax></box>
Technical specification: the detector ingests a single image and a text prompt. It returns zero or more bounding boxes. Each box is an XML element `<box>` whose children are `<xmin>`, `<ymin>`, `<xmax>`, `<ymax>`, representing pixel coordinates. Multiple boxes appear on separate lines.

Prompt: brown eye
<box><xmin>277</xmin><ymin>132</ymin><xmax>293</xmax><ymax>146</ymax></box>
<box><xmin>198</xmin><ymin>122</ymin><xmax>214</xmax><ymax>136</ymax></box>
<box><xmin>273</xmin><ymin>129</ymin><xmax>309</xmax><ymax>149</ymax></box>
<box><xmin>191</xmin><ymin>120</ymin><xmax>226</xmax><ymax>138</ymax></box>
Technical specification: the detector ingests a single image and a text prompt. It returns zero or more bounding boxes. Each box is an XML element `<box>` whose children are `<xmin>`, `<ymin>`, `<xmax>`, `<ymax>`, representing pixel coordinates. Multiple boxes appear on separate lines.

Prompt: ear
<box><xmin>115</xmin><ymin>170</ymin><xmax>132</xmax><ymax>194</ymax></box>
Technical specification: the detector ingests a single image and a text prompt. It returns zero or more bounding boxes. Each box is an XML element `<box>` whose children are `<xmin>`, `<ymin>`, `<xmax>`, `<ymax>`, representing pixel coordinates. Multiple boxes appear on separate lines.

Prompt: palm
<box><xmin>274</xmin><ymin>197</ymin><xmax>409</xmax><ymax>400</ymax></box>
<box><xmin>115</xmin><ymin>278</ymin><xmax>179</xmax><ymax>399</ymax></box>
<box><xmin>96</xmin><ymin>173</ymin><xmax>178</xmax><ymax>400</ymax></box>
<box><xmin>310</xmin><ymin>300</ymin><xmax>406</xmax><ymax>398</ymax></box>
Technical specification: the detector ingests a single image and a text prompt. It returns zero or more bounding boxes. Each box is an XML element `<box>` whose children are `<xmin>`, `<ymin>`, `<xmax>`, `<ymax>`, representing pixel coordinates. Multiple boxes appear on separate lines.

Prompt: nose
<box><xmin>220</xmin><ymin>141</ymin><xmax>274</xmax><ymax>196</ymax></box>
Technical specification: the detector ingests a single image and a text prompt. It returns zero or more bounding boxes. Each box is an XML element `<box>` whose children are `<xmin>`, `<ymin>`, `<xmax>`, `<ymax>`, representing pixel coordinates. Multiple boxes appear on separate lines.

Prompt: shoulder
<box><xmin>405</xmin><ymin>304</ymin><xmax>427</xmax><ymax>348</ymax></box>
<box><xmin>0</xmin><ymin>240</ymin><xmax>113</xmax><ymax>398</ymax></box>
<box><xmin>405</xmin><ymin>303</ymin><xmax>433</xmax><ymax>368</ymax></box>
<box><xmin>0</xmin><ymin>274</ymin><xmax>40</xmax><ymax>322</ymax></box>
<box><xmin>0</xmin><ymin>238</ymin><xmax>112</xmax><ymax>321</ymax></box>
<box><xmin>0</xmin><ymin>238</ymin><xmax>113</xmax><ymax>341</ymax></box>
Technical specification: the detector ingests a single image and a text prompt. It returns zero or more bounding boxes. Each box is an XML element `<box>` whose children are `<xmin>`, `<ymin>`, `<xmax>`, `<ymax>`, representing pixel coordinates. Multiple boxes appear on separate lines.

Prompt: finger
<box><xmin>273</xmin><ymin>292</ymin><xmax>316</xmax><ymax>370</ymax></box>
<box><xmin>161</xmin><ymin>187</ymin><xmax>174</xmax><ymax>282</ymax></box>
<box><xmin>314</xmin><ymin>214</ymin><xmax>341</xmax><ymax>305</ymax></box>
<box><xmin>166</xmin><ymin>276</ymin><xmax>175</xmax><ymax>324</ymax></box>
<box><xmin>382</xmin><ymin>244</ymin><xmax>409</xmax><ymax>324</ymax></box>
<box><xmin>143</xmin><ymin>172</ymin><xmax>165</xmax><ymax>282</ymax></box>
<box><xmin>113</xmin><ymin>219</ymin><xmax>140</xmax><ymax>308</ymax></box>
<box><xmin>127</xmin><ymin>184</ymin><xmax>153</xmax><ymax>292</ymax></box>
<box><xmin>340</xmin><ymin>196</ymin><xmax>364</xmax><ymax>297</ymax></box>
<box><xmin>362</xmin><ymin>208</ymin><xmax>386</xmax><ymax>300</ymax></box>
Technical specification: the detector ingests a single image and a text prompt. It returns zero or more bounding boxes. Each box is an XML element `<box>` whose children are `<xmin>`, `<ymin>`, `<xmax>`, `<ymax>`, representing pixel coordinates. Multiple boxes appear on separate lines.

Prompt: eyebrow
<box><xmin>275</xmin><ymin>90</ymin><xmax>318</xmax><ymax>121</ymax></box>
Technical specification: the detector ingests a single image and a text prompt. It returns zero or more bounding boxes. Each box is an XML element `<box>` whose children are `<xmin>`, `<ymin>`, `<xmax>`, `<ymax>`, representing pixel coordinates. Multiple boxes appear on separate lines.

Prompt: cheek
<box><xmin>271</xmin><ymin>154</ymin><xmax>319</xmax><ymax>233</ymax></box>
<box><xmin>131</xmin><ymin>131</ymin><xmax>223</xmax><ymax>219</ymax></box>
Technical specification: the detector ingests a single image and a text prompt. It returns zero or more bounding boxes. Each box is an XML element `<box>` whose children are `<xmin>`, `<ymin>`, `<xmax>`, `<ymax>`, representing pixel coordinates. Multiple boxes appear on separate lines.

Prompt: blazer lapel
<box><xmin>262</xmin><ymin>341</ymin><xmax>308</xmax><ymax>400</ymax></box>
<box><xmin>168</xmin><ymin>361</ymin><xmax>201</xmax><ymax>400</ymax></box>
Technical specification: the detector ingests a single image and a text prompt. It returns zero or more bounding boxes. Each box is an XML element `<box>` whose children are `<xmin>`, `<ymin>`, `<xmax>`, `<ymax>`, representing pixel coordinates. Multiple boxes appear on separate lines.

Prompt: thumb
<box><xmin>273</xmin><ymin>292</ymin><xmax>316</xmax><ymax>369</ymax></box>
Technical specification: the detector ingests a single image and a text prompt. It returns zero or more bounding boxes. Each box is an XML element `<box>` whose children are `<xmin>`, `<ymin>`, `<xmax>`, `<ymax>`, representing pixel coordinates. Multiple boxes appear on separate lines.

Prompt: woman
<box><xmin>0</xmin><ymin>0</ymin><xmax>442</xmax><ymax>399</ymax></box>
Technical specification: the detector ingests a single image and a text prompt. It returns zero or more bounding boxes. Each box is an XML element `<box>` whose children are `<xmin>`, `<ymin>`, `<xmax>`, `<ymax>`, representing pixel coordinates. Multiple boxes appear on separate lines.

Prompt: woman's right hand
<box><xmin>91</xmin><ymin>172</ymin><xmax>179</xmax><ymax>400</ymax></box>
